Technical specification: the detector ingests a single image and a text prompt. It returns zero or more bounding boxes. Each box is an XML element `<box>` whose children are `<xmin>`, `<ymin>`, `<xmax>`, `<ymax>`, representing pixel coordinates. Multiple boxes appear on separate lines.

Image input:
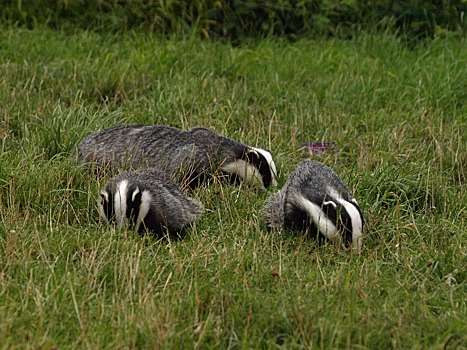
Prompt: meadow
<box><xmin>0</xmin><ymin>27</ymin><xmax>466</xmax><ymax>348</ymax></box>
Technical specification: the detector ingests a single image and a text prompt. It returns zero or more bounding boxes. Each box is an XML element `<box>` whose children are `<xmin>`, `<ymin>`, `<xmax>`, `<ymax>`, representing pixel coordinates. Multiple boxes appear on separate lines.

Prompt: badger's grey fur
<box><xmin>264</xmin><ymin>159</ymin><xmax>364</xmax><ymax>252</ymax></box>
<box><xmin>77</xmin><ymin>125</ymin><xmax>277</xmax><ymax>190</ymax></box>
<box><xmin>98</xmin><ymin>168</ymin><xmax>204</xmax><ymax>237</ymax></box>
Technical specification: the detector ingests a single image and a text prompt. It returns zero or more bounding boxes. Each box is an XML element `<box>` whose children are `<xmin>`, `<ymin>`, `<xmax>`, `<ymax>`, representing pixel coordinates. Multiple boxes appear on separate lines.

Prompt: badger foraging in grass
<box><xmin>263</xmin><ymin>159</ymin><xmax>364</xmax><ymax>252</ymax></box>
<box><xmin>98</xmin><ymin>168</ymin><xmax>204</xmax><ymax>237</ymax></box>
<box><xmin>77</xmin><ymin>124</ymin><xmax>277</xmax><ymax>190</ymax></box>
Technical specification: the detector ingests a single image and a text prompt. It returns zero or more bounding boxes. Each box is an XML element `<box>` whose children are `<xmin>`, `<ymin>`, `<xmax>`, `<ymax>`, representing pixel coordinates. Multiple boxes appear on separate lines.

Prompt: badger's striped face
<box><xmin>97</xmin><ymin>179</ymin><xmax>153</xmax><ymax>232</ymax></box>
<box><xmin>220</xmin><ymin>147</ymin><xmax>277</xmax><ymax>189</ymax></box>
<box><xmin>293</xmin><ymin>194</ymin><xmax>338</xmax><ymax>237</ymax></box>
<box><xmin>251</xmin><ymin>147</ymin><xmax>278</xmax><ymax>188</ymax></box>
<box><xmin>291</xmin><ymin>187</ymin><xmax>364</xmax><ymax>252</ymax></box>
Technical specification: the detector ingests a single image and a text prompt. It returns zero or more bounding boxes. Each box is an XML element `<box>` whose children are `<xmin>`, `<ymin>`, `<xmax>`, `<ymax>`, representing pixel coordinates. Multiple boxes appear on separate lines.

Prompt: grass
<box><xmin>0</xmin><ymin>27</ymin><xmax>466</xmax><ymax>349</ymax></box>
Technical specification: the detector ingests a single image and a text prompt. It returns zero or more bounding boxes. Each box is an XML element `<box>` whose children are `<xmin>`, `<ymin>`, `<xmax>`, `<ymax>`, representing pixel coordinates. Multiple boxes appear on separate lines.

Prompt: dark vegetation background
<box><xmin>1</xmin><ymin>0</ymin><xmax>466</xmax><ymax>41</ymax></box>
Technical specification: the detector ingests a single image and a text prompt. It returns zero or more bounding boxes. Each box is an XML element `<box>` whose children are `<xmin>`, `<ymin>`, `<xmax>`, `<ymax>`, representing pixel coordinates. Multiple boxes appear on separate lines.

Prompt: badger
<box><xmin>97</xmin><ymin>168</ymin><xmax>204</xmax><ymax>237</ymax></box>
<box><xmin>263</xmin><ymin>159</ymin><xmax>364</xmax><ymax>252</ymax></box>
<box><xmin>76</xmin><ymin>124</ymin><xmax>277</xmax><ymax>190</ymax></box>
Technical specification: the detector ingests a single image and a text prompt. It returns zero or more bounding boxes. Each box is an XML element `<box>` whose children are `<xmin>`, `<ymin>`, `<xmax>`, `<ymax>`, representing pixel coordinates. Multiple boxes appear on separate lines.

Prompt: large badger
<box><xmin>98</xmin><ymin>168</ymin><xmax>204</xmax><ymax>237</ymax></box>
<box><xmin>76</xmin><ymin>125</ymin><xmax>277</xmax><ymax>190</ymax></box>
<box><xmin>263</xmin><ymin>159</ymin><xmax>364</xmax><ymax>252</ymax></box>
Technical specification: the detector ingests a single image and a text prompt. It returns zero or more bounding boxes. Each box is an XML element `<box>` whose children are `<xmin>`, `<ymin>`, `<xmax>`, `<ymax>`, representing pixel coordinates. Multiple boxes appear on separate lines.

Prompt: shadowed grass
<box><xmin>0</xmin><ymin>27</ymin><xmax>466</xmax><ymax>348</ymax></box>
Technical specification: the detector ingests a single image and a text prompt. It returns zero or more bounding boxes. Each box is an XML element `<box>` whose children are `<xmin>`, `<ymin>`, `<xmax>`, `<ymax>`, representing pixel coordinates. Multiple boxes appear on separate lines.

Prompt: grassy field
<box><xmin>0</xmin><ymin>27</ymin><xmax>466</xmax><ymax>349</ymax></box>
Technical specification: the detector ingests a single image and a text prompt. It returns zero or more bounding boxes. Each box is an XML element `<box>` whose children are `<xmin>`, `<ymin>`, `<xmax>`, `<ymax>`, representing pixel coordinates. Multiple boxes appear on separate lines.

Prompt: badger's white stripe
<box><xmin>252</xmin><ymin>147</ymin><xmax>278</xmax><ymax>187</ymax></box>
<box><xmin>293</xmin><ymin>194</ymin><xmax>338</xmax><ymax>239</ymax></box>
<box><xmin>221</xmin><ymin>159</ymin><xmax>265</xmax><ymax>189</ymax></box>
<box><xmin>135</xmin><ymin>190</ymin><xmax>152</xmax><ymax>232</ymax></box>
<box><xmin>115</xmin><ymin>180</ymin><xmax>129</xmax><ymax>228</ymax></box>
<box><xmin>97</xmin><ymin>189</ymin><xmax>110</xmax><ymax>223</ymax></box>
<box><xmin>328</xmin><ymin>187</ymin><xmax>363</xmax><ymax>252</ymax></box>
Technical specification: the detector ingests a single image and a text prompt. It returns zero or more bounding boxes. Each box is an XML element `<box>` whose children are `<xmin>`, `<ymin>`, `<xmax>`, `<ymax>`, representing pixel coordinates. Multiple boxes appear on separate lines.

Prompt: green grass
<box><xmin>0</xmin><ymin>27</ymin><xmax>466</xmax><ymax>349</ymax></box>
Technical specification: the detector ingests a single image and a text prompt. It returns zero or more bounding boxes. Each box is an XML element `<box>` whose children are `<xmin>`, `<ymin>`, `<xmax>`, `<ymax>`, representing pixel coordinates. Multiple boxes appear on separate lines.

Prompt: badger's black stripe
<box><xmin>245</xmin><ymin>150</ymin><xmax>272</xmax><ymax>188</ymax></box>
<box><xmin>101</xmin><ymin>192</ymin><xmax>115</xmax><ymax>222</ymax></box>
<box><xmin>318</xmin><ymin>194</ymin><xmax>354</xmax><ymax>246</ymax></box>
<box><xmin>321</xmin><ymin>200</ymin><xmax>338</xmax><ymax>226</ymax></box>
<box><xmin>126</xmin><ymin>187</ymin><xmax>142</xmax><ymax>229</ymax></box>
<box><xmin>323</xmin><ymin>197</ymin><xmax>363</xmax><ymax>247</ymax></box>
<box><xmin>335</xmin><ymin>205</ymin><xmax>353</xmax><ymax>246</ymax></box>
<box><xmin>355</xmin><ymin>202</ymin><xmax>365</xmax><ymax>226</ymax></box>
<box><xmin>102</xmin><ymin>186</ymin><xmax>115</xmax><ymax>223</ymax></box>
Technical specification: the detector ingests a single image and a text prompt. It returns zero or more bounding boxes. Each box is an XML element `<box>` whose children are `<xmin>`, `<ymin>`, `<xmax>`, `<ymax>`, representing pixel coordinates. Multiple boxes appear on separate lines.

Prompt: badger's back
<box><xmin>77</xmin><ymin>125</ymin><xmax>211</xmax><ymax>188</ymax></box>
<box><xmin>77</xmin><ymin>124</ymin><xmax>185</xmax><ymax>170</ymax></box>
<box><xmin>78</xmin><ymin>124</ymin><xmax>278</xmax><ymax>189</ymax></box>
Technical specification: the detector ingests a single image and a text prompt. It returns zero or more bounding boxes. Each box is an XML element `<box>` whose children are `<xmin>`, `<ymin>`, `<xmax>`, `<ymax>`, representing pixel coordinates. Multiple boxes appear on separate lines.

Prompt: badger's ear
<box><xmin>244</xmin><ymin>148</ymin><xmax>276</xmax><ymax>189</ymax></box>
<box><xmin>100</xmin><ymin>190</ymin><xmax>109</xmax><ymax>203</ymax></box>
<box><xmin>245</xmin><ymin>149</ymin><xmax>261</xmax><ymax>166</ymax></box>
<box><xmin>97</xmin><ymin>190</ymin><xmax>111</xmax><ymax>224</ymax></box>
<box><xmin>321</xmin><ymin>199</ymin><xmax>339</xmax><ymax>226</ymax></box>
<box><xmin>131</xmin><ymin>187</ymin><xmax>142</xmax><ymax>202</ymax></box>
<box><xmin>322</xmin><ymin>200</ymin><xmax>337</xmax><ymax>209</ymax></box>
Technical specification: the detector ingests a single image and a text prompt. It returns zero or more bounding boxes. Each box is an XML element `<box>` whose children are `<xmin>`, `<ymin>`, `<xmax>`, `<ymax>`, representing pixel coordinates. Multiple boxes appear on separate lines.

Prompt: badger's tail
<box><xmin>263</xmin><ymin>190</ymin><xmax>286</xmax><ymax>231</ymax></box>
<box><xmin>183</xmin><ymin>197</ymin><xmax>204</xmax><ymax>223</ymax></box>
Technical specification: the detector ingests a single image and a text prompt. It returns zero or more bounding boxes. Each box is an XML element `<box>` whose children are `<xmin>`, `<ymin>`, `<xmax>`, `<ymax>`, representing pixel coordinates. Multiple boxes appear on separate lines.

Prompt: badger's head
<box><xmin>97</xmin><ymin>179</ymin><xmax>152</xmax><ymax>232</ymax></box>
<box><xmin>220</xmin><ymin>147</ymin><xmax>278</xmax><ymax>189</ymax></box>
<box><xmin>290</xmin><ymin>187</ymin><xmax>364</xmax><ymax>252</ymax></box>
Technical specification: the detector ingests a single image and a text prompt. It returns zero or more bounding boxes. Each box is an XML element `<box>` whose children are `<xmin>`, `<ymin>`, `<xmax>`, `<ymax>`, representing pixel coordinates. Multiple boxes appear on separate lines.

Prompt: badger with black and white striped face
<box><xmin>263</xmin><ymin>160</ymin><xmax>364</xmax><ymax>252</ymax></box>
<box><xmin>76</xmin><ymin>125</ymin><xmax>277</xmax><ymax>190</ymax></box>
<box><xmin>98</xmin><ymin>169</ymin><xmax>204</xmax><ymax>237</ymax></box>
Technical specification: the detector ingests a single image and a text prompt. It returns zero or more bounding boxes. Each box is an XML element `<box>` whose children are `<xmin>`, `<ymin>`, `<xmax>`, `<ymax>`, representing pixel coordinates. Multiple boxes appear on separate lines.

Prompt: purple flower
<box><xmin>300</xmin><ymin>142</ymin><xmax>337</xmax><ymax>155</ymax></box>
